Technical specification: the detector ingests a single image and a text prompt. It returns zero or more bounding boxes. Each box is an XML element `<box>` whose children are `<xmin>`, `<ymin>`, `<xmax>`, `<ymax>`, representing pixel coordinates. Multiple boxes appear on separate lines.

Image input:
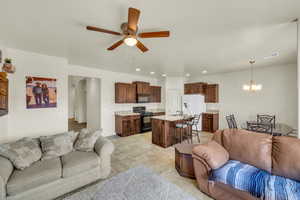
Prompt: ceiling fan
<box><xmin>86</xmin><ymin>7</ymin><xmax>170</xmax><ymax>53</ymax></box>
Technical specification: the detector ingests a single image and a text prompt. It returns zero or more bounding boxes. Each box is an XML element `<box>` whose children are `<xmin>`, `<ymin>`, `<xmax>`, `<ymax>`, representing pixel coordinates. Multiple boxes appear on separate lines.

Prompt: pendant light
<box><xmin>243</xmin><ymin>59</ymin><xmax>262</xmax><ymax>92</ymax></box>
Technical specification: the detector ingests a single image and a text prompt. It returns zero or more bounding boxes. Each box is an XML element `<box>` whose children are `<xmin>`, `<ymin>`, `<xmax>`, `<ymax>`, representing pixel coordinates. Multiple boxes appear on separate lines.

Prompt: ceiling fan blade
<box><xmin>86</xmin><ymin>26</ymin><xmax>121</xmax><ymax>36</ymax></box>
<box><xmin>128</xmin><ymin>7</ymin><xmax>140</xmax><ymax>32</ymax></box>
<box><xmin>107</xmin><ymin>40</ymin><xmax>124</xmax><ymax>51</ymax></box>
<box><xmin>136</xmin><ymin>40</ymin><xmax>149</xmax><ymax>53</ymax></box>
<box><xmin>138</xmin><ymin>31</ymin><xmax>170</xmax><ymax>38</ymax></box>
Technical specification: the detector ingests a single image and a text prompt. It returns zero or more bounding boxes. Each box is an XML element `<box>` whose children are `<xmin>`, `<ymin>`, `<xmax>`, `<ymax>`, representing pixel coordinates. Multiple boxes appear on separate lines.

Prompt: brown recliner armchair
<box><xmin>192</xmin><ymin>129</ymin><xmax>300</xmax><ymax>200</ymax></box>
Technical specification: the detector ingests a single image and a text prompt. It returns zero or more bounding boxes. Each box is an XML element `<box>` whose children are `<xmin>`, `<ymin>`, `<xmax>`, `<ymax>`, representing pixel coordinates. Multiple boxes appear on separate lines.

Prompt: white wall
<box><xmin>165</xmin><ymin>77</ymin><xmax>185</xmax><ymax>114</ymax></box>
<box><xmin>86</xmin><ymin>78</ymin><xmax>101</xmax><ymax>131</ymax></box>
<box><xmin>188</xmin><ymin>64</ymin><xmax>298</xmax><ymax>130</ymax></box>
<box><xmin>4</xmin><ymin>48</ymin><xmax>69</xmax><ymax>142</ymax></box>
<box><xmin>0</xmin><ymin>47</ymin><xmax>164</xmax><ymax>142</ymax></box>
<box><xmin>74</xmin><ymin>79</ymin><xmax>87</xmax><ymax>123</ymax></box>
<box><xmin>68</xmin><ymin>78</ymin><xmax>76</xmax><ymax>118</ymax></box>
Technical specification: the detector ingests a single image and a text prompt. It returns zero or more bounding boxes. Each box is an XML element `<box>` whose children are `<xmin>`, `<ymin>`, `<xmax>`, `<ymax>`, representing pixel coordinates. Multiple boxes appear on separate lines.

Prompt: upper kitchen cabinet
<box><xmin>205</xmin><ymin>84</ymin><xmax>219</xmax><ymax>103</ymax></box>
<box><xmin>133</xmin><ymin>81</ymin><xmax>150</xmax><ymax>95</ymax></box>
<box><xmin>115</xmin><ymin>83</ymin><xmax>136</xmax><ymax>103</ymax></box>
<box><xmin>150</xmin><ymin>86</ymin><xmax>161</xmax><ymax>103</ymax></box>
<box><xmin>184</xmin><ymin>82</ymin><xmax>207</xmax><ymax>95</ymax></box>
<box><xmin>184</xmin><ymin>82</ymin><xmax>219</xmax><ymax>103</ymax></box>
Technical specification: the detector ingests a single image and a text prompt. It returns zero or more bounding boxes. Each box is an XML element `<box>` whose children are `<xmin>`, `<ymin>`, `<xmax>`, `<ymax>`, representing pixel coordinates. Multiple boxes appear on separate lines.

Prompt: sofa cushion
<box><xmin>272</xmin><ymin>136</ymin><xmax>300</xmax><ymax>181</ymax></box>
<box><xmin>40</xmin><ymin>132</ymin><xmax>73</xmax><ymax>160</ymax></box>
<box><xmin>7</xmin><ymin>158</ymin><xmax>61</xmax><ymax>196</ymax></box>
<box><xmin>210</xmin><ymin>160</ymin><xmax>300</xmax><ymax>200</ymax></box>
<box><xmin>192</xmin><ymin>141</ymin><xmax>229</xmax><ymax>169</ymax></box>
<box><xmin>61</xmin><ymin>151</ymin><xmax>100</xmax><ymax>178</ymax></box>
<box><xmin>0</xmin><ymin>138</ymin><xmax>42</xmax><ymax>170</ymax></box>
<box><xmin>74</xmin><ymin>129</ymin><xmax>101</xmax><ymax>152</ymax></box>
<box><xmin>213</xmin><ymin>129</ymin><xmax>272</xmax><ymax>172</ymax></box>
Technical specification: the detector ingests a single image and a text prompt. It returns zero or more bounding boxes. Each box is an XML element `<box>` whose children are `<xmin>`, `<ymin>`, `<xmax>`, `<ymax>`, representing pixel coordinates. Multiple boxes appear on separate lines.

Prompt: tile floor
<box><xmin>108</xmin><ymin>131</ymin><xmax>214</xmax><ymax>200</ymax></box>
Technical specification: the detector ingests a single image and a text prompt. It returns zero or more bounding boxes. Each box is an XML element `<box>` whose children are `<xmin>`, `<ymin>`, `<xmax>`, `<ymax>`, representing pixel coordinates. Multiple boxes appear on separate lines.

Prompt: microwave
<box><xmin>137</xmin><ymin>95</ymin><xmax>149</xmax><ymax>103</ymax></box>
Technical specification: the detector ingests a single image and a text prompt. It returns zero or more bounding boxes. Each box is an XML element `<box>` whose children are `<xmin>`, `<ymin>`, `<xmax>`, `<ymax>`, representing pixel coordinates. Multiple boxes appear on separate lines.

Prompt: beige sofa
<box><xmin>0</xmin><ymin>136</ymin><xmax>114</xmax><ymax>200</ymax></box>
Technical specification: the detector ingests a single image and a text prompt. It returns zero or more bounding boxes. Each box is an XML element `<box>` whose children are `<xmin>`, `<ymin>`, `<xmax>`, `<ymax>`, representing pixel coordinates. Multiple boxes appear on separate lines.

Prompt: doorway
<box><xmin>68</xmin><ymin>76</ymin><xmax>101</xmax><ymax>132</ymax></box>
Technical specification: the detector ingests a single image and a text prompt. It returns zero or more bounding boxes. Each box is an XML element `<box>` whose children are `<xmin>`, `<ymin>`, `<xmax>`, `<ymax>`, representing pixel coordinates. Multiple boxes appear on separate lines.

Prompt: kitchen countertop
<box><xmin>203</xmin><ymin>111</ymin><xmax>219</xmax><ymax>114</ymax></box>
<box><xmin>203</xmin><ymin>110</ymin><xmax>219</xmax><ymax>114</ymax></box>
<box><xmin>115</xmin><ymin>109</ymin><xmax>165</xmax><ymax>116</ymax></box>
<box><xmin>147</xmin><ymin>109</ymin><xmax>165</xmax><ymax>113</ymax></box>
<box><xmin>151</xmin><ymin>115</ymin><xmax>192</xmax><ymax>122</ymax></box>
<box><xmin>115</xmin><ymin>111</ymin><xmax>140</xmax><ymax>116</ymax></box>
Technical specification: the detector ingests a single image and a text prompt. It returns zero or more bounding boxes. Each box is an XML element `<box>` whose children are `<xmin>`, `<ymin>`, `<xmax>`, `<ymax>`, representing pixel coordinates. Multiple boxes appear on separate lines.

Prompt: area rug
<box><xmin>63</xmin><ymin>166</ymin><xmax>197</xmax><ymax>200</ymax></box>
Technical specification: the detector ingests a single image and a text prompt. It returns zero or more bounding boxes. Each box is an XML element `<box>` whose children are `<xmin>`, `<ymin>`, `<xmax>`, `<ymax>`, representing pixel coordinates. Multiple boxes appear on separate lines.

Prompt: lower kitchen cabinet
<box><xmin>202</xmin><ymin>113</ymin><xmax>219</xmax><ymax>133</ymax></box>
<box><xmin>115</xmin><ymin>115</ymin><xmax>141</xmax><ymax>137</ymax></box>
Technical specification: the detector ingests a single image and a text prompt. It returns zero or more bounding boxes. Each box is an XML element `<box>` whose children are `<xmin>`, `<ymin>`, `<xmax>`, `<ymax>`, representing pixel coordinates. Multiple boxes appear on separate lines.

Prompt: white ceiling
<box><xmin>0</xmin><ymin>0</ymin><xmax>299</xmax><ymax>77</ymax></box>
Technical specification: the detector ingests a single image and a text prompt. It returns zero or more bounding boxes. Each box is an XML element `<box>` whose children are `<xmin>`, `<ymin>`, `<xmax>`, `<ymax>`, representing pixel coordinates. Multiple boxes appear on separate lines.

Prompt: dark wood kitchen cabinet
<box><xmin>202</xmin><ymin>113</ymin><xmax>219</xmax><ymax>133</ymax></box>
<box><xmin>0</xmin><ymin>72</ymin><xmax>8</xmax><ymax>117</ymax></box>
<box><xmin>205</xmin><ymin>84</ymin><xmax>219</xmax><ymax>103</ymax></box>
<box><xmin>133</xmin><ymin>81</ymin><xmax>150</xmax><ymax>95</ymax></box>
<box><xmin>184</xmin><ymin>82</ymin><xmax>207</xmax><ymax>95</ymax></box>
<box><xmin>115</xmin><ymin>83</ymin><xmax>136</xmax><ymax>103</ymax></box>
<box><xmin>115</xmin><ymin>115</ymin><xmax>141</xmax><ymax>137</ymax></box>
<box><xmin>150</xmin><ymin>86</ymin><xmax>161</xmax><ymax>103</ymax></box>
<box><xmin>184</xmin><ymin>82</ymin><xmax>219</xmax><ymax>103</ymax></box>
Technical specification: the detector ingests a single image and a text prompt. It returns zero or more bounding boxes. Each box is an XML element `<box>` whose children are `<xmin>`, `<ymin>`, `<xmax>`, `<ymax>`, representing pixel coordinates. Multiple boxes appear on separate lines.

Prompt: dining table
<box><xmin>241</xmin><ymin>121</ymin><xmax>294</xmax><ymax>136</ymax></box>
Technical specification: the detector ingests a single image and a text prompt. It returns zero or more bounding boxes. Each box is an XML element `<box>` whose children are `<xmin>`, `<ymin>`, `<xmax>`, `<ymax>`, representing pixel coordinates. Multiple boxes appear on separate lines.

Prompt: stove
<box><xmin>133</xmin><ymin>106</ymin><xmax>154</xmax><ymax>132</ymax></box>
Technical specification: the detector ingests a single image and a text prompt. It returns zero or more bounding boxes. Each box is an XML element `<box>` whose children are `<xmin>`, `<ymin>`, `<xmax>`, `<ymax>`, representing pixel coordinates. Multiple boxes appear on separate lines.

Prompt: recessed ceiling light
<box><xmin>186</xmin><ymin>73</ymin><xmax>190</xmax><ymax>77</ymax></box>
<box><xmin>202</xmin><ymin>70</ymin><xmax>208</xmax><ymax>74</ymax></box>
<box><xmin>150</xmin><ymin>72</ymin><xmax>155</xmax><ymax>75</ymax></box>
<box><xmin>162</xmin><ymin>74</ymin><xmax>167</xmax><ymax>77</ymax></box>
<box><xmin>135</xmin><ymin>68</ymin><xmax>141</xmax><ymax>72</ymax></box>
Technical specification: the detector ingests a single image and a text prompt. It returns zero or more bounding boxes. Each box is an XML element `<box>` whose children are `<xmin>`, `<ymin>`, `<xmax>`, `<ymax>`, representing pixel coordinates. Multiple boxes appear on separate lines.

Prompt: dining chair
<box><xmin>247</xmin><ymin>121</ymin><xmax>273</xmax><ymax>134</ymax></box>
<box><xmin>226</xmin><ymin>114</ymin><xmax>238</xmax><ymax>129</ymax></box>
<box><xmin>257</xmin><ymin>114</ymin><xmax>275</xmax><ymax>128</ymax></box>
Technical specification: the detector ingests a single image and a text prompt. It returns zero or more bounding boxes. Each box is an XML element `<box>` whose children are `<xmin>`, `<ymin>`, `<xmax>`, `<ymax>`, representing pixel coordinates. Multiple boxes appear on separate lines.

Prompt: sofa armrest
<box><xmin>192</xmin><ymin>154</ymin><xmax>212</xmax><ymax>196</ymax></box>
<box><xmin>0</xmin><ymin>156</ymin><xmax>14</xmax><ymax>200</ymax></box>
<box><xmin>94</xmin><ymin>136</ymin><xmax>115</xmax><ymax>179</ymax></box>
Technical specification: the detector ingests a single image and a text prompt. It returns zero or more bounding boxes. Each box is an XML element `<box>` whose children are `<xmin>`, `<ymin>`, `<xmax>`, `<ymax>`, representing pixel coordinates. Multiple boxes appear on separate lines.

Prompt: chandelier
<box><xmin>243</xmin><ymin>60</ymin><xmax>262</xmax><ymax>92</ymax></box>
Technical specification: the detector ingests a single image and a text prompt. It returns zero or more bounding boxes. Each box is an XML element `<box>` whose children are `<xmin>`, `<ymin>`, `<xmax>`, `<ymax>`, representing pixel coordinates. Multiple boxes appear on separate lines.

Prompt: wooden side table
<box><xmin>175</xmin><ymin>144</ymin><xmax>199</xmax><ymax>179</ymax></box>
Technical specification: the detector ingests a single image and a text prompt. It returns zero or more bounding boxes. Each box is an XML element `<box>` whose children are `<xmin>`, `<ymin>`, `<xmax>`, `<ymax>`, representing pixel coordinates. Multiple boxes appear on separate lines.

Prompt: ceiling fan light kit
<box><xmin>86</xmin><ymin>7</ymin><xmax>170</xmax><ymax>53</ymax></box>
<box><xmin>124</xmin><ymin>36</ymin><xmax>137</xmax><ymax>46</ymax></box>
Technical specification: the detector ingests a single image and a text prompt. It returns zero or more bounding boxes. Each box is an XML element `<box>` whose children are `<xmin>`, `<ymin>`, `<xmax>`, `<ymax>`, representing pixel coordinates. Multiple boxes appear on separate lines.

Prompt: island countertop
<box><xmin>151</xmin><ymin>115</ymin><xmax>191</xmax><ymax>121</ymax></box>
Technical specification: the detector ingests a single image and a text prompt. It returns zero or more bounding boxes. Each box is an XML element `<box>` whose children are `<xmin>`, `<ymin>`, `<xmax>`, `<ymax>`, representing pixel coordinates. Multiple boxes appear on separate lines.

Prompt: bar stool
<box><xmin>175</xmin><ymin>123</ymin><xmax>188</xmax><ymax>143</ymax></box>
<box><xmin>186</xmin><ymin>114</ymin><xmax>201</xmax><ymax>143</ymax></box>
<box><xmin>175</xmin><ymin>116</ymin><xmax>191</xmax><ymax>143</ymax></box>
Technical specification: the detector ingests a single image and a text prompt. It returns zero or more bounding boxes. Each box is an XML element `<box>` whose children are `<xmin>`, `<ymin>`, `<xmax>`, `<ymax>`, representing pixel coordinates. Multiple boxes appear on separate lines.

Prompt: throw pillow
<box><xmin>68</xmin><ymin>131</ymin><xmax>79</xmax><ymax>145</ymax></box>
<box><xmin>193</xmin><ymin>141</ymin><xmax>229</xmax><ymax>169</ymax></box>
<box><xmin>40</xmin><ymin>132</ymin><xmax>73</xmax><ymax>160</ymax></box>
<box><xmin>74</xmin><ymin>129</ymin><xmax>101</xmax><ymax>152</ymax></box>
<box><xmin>0</xmin><ymin>137</ymin><xmax>42</xmax><ymax>170</ymax></box>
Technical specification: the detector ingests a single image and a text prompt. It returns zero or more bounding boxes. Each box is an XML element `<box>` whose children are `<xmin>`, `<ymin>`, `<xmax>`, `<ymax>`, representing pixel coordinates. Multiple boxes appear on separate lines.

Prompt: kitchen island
<box><xmin>152</xmin><ymin>115</ymin><xmax>191</xmax><ymax>148</ymax></box>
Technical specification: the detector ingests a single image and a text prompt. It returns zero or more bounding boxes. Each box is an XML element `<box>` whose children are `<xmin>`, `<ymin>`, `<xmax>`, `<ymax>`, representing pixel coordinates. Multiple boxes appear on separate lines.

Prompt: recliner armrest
<box><xmin>0</xmin><ymin>156</ymin><xmax>14</xmax><ymax>200</ymax></box>
<box><xmin>192</xmin><ymin>154</ymin><xmax>212</xmax><ymax>195</ymax></box>
<box><xmin>192</xmin><ymin>141</ymin><xmax>229</xmax><ymax>170</ymax></box>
